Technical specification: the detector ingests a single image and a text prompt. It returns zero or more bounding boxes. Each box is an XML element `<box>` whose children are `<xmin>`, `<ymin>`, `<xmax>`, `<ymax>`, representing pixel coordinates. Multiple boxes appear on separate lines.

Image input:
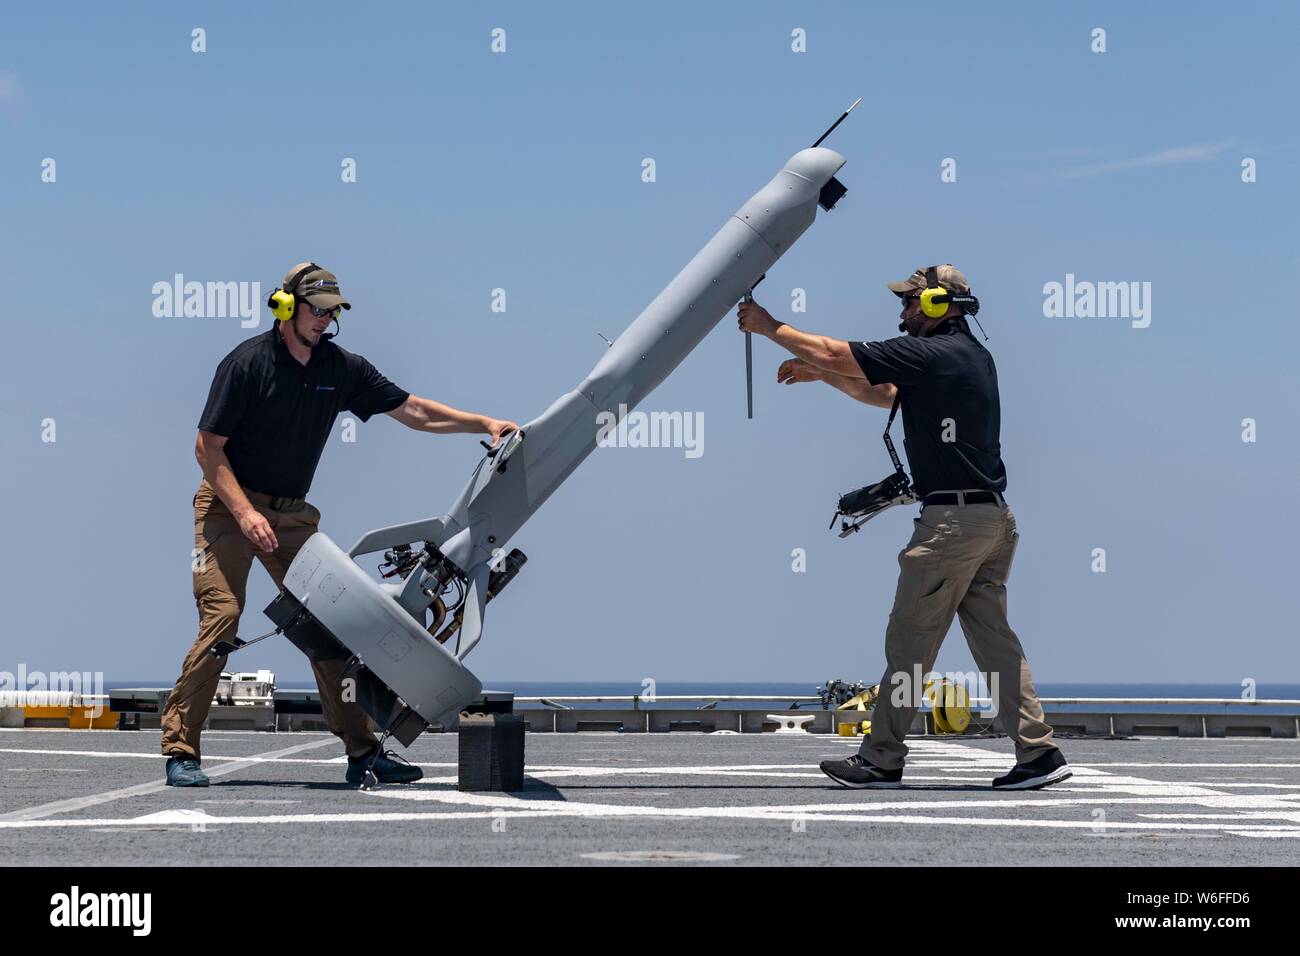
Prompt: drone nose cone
<box><xmin>784</xmin><ymin>147</ymin><xmax>846</xmax><ymax>183</ymax></box>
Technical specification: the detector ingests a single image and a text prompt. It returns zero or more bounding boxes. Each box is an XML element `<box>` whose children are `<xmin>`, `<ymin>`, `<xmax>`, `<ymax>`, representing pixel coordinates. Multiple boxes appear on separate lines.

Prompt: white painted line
<box><xmin>0</xmin><ymin>804</ymin><xmax>1296</xmax><ymax>836</ymax></box>
<box><xmin>0</xmin><ymin>747</ymin><xmax>455</xmax><ymax>768</ymax></box>
<box><xmin>581</xmin><ymin>850</ymin><xmax>740</xmax><ymax>862</ymax></box>
<box><xmin>1164</xmin><ymin>783</ymin><xmax>1300</xmax><ymax>790</ymax></box>
<box><xmin>0</xmin><ymin>737</ymin><xmax>340</xmax><ymax>823</ymax></box>
<box><xmin>2</xmin><ymin>730</ymin><xmax>1294</xmax><ymax>843</ymax></box>
<box><xmin>1138</xmin><ymin>811</ymin><xmax>1300</xmax><ymax>823</ymax></box>
<box><xmin>8</xmin><ymin>768</ymin><xmax>89</xmax><ymax>773</ymax></box>
<box><xmin>1067</xmin><ymin>763</ymin><xmax>1300</xmax><ymax>769</ymax></box>
<box><xmin>368</xmin><ymin>787</ymin><xmax>1300</xmax><ymax>814</ymax></box>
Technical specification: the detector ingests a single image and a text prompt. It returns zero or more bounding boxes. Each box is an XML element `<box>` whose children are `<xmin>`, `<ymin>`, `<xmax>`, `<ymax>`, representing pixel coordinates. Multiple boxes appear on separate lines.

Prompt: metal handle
<box><xmin>742</xmin><ymin>291</ymin><xmax>755</xmax><ymax>420</ymax></box>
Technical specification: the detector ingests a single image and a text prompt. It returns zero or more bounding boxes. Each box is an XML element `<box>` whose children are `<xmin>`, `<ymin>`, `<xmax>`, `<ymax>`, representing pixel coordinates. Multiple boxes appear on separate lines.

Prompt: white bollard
<box><xmin>768</xmin><ymin>713</ymin><xmax>815</xmax><ymax>734</ymax></box>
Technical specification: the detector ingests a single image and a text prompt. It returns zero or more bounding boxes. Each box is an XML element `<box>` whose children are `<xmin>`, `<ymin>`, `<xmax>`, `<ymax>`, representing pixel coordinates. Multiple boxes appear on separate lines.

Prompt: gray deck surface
<box><xmin>1</xmin><ymin>728</ymin><xmax>1296</xmax><ymax>866</ymax></box>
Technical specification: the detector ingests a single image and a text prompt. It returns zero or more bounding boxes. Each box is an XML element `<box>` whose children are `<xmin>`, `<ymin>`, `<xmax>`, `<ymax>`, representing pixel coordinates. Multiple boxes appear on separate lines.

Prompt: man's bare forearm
<box><xmin>390</xmin><ymin>395</ymin><xmax>491</xmax><ymax>434</ymax></box>
<box><xmin>820</xmin><ymin>372</ymin><xmax>897</xmax><ymax>409</ymax></box>
<box><xmin>769</xmin><ymin>324</ymin><xmax>865</xmax><ymax>379</ymax></box>
<box><xmin>195</xmin><ymin>441</ymin><xmax>256</xmax><ymax>517</ymax></box>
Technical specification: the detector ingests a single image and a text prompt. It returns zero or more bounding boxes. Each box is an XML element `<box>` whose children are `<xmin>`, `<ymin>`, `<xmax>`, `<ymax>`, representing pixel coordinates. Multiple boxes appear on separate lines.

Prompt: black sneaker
<box><xmin>346</xmin><ymin>749</ymin><xmax>423</xmax><ymax>786</ymax></box>
<box><xmin>819</xmin><ymin>754</ymin><xmax>903</xmax><ymax>789</ymax></box>
<box><xmin>992</xmin><ymin>747</ymin><xmax>1072</xmax><ymax>790</ymax></box>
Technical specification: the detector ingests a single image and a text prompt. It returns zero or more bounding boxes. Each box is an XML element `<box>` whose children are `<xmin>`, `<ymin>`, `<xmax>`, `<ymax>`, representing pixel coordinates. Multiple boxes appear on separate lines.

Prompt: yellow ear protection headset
<box><xmin>919</xmin><ymin>265</ymin><xmax>981</xmax><ymax>319</ymax></box>
<box><xmin>267</xmin><ymin>262</ymin><xmax>320</xmax><ymax>323</ymax></box>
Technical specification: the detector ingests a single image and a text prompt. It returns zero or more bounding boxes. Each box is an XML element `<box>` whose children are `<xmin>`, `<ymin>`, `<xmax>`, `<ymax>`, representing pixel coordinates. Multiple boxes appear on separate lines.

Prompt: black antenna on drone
<box><xmin>812</xmin><ymin>97</ymin><xmax>862</xmax><ymax>148</ymax></box>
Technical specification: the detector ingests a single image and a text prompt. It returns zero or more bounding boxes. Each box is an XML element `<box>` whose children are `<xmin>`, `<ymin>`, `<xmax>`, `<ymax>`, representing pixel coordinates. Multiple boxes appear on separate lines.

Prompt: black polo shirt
<box><xmin>197</xmin><ymin>326</ymin><xmax>409</xmax><ymax>498</ymax></box>
<box><xmin>849</xmin><ymin>318</ymin><xmax>1007</xmax><ymax>498</ymax></box>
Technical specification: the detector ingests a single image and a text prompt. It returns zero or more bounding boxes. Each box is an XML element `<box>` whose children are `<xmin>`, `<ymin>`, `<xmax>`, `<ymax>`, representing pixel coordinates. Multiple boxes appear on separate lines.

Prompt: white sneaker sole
<box><xmin>993</xmin><ymin>765</ymin><xmax>1072</xmax><ymax>791</ymax></box>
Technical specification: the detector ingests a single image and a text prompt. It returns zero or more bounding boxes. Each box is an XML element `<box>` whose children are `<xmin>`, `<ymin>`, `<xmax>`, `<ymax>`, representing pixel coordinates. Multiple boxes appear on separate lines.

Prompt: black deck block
<box><xmin>458</xmin><ymin>712</ymin><xmax>526</xmax><ymax>792</ymax></box>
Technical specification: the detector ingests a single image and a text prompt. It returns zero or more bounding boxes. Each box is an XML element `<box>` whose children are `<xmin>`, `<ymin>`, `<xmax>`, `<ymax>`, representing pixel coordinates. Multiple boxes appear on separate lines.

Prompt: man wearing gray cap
<box><xmin>738</xmin><ymin>265</ymin><xmax>1069</xmax><ymax>791</ymax></box>
<box><xmin>161</xmin><ymin>262</ymin><xmax>519</xmax><ymax>788</ymax></box>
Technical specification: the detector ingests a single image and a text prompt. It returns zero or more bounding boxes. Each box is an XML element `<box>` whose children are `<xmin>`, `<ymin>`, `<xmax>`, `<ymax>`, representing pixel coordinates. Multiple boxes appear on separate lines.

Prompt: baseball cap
<box><xmin>887</xmin><ymin>264</ymin><xmax>971</xmax><ymax>297</ymax></box>
<box><xmin>283</xmin><ymin>262</ymin><xmax>351</xmax><ymax>311</ymax></box>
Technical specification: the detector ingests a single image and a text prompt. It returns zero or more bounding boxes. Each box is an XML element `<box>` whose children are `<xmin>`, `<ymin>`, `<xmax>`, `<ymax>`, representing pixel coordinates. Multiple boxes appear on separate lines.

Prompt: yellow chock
<box><xmin>838</xmin><ymin>722</ymin><xmax>859</xmax><ymax>737</ymax></box>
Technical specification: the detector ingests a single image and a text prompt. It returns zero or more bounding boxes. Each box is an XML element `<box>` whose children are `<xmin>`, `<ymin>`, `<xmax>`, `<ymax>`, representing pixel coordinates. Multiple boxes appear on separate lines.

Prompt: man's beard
<box><xmin>903</xmin><ymin>314</ymin><xmax>929</xmax><ymax>337</ymax></box>
<box><xmin>289</xmin><ymin>319</ymin><xmax>320</xmax><ymax>348</ymax></box>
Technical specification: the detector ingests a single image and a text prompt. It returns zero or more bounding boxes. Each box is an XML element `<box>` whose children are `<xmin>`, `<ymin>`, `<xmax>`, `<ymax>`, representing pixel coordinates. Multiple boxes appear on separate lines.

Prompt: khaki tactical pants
<box><xmin>862</xmin><ymin>501</ymin><xmax>1055</xmax><ymax>770</ymax></box>
<box><xmin>160</xmin><ymin>480</ymin><xmax>377</xmax><ymax>761</ymax></box>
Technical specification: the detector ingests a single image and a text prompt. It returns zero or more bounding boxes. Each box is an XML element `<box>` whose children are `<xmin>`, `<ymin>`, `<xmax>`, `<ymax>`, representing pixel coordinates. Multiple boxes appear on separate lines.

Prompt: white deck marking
<box><xmin>0</xmin><ymin>737</ymin><xmax>339</xmax><ymax>822</ymax></box>
<box><xmin>0</xmin><ymin>806</ymin><xmax>1296</xmax><ymax>834</ymax></box>
<box><xmin>1050</xmin><ymin>762</ymin><xmax>1300</xmax><ymax>769</ymax></box>
<box><xmin>7</xmin><ymin>768</ymin><xmax>89</xmax><ymax>773</ymax></box>
<box><xmin>343</xmin><ymin>739</ymin><xmax>1300</xmax><ymax>838</ymax></box>
<box><xmin>0</xmin><ymin>747</ymin><xmax>454</xmax><ymax>768</ymax></box>
<box><xmin>582</xmin><ymin>851</ymin><xmax>740</xmax><ymax>862</ymax></box>
<box><xmin>368</xmin><ymin>787</ymin><xmax>1300</xmax><ymax>814</ymax></box>
<box><xmin>1</xmin><ymin>735</ymin><xmax>1297</xmax><ymax>838</ymax></box>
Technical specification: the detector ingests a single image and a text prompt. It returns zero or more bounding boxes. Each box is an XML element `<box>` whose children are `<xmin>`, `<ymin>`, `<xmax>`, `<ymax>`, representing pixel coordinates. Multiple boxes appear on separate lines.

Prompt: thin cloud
<box><xmin>1057</xmin><ymin>141</ymin><xmax>1235</xmax><ymax>179</ymax></box>
<box><xmin>0</xmin><ymin>72</ymin><xmax>23</xmax><ymax>108</ymax></box>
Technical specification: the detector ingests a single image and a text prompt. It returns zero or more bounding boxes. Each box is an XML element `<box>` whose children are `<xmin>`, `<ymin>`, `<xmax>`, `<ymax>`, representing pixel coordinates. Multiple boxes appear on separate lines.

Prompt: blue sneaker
<box><xmin>165</xmin><ymin>754</ymin><xmax>210</xmax><ymax>787</ymax></box>
<box><xmin>346</xmin><ymin>750</ymin><xmax>423</xmax><ymax>786</ymax></box>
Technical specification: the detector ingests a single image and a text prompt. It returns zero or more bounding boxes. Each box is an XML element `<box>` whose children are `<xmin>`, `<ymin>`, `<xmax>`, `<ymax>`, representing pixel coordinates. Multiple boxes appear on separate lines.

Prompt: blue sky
<box><xmin>2</xmin><ymin>1</ymin><xmax>1297</xmax><ymax>686</ymax></box>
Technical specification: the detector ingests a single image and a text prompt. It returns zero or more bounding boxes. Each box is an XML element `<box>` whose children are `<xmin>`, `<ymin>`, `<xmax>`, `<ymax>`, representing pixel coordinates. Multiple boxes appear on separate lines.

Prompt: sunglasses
<box><xmin>306</xmin><ymin>303</ymin><xmax>342</xmax><ymax>320</ymax></box>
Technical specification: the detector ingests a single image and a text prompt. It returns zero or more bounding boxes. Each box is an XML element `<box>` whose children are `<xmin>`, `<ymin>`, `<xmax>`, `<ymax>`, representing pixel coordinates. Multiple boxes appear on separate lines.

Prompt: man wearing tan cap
<box><xmin>738</xmin><ymin>265</ymin><xmax>1070</xmax><ymax>791</ymax></box>
<box><xmin>161</xmin><ymin>262</ymin><xmax>518</xmax><ymax>788</ymax></box>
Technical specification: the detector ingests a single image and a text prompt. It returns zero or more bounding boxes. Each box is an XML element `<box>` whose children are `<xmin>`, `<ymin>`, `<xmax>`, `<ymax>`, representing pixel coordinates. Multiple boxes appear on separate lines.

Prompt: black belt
<box><xmin>922</xmin><ymin>490</ymin><xmax>1005</xmax><ymax>507</ymax></box>
<box><xmin>242</xmin><ymin>487</ymin><xmax>307</xmax><ymax>512</ymax></box>
<box><xmin>266</xmin><ymin>496</ymin><xmax>305</xmax><ymax>511</ymax></box>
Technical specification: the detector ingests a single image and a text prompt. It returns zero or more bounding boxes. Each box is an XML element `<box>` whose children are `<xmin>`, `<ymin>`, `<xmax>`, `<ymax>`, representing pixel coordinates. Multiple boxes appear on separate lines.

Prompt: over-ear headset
<box><xmin>919</xmin><ymin>265</ymin><xmax>981</xmax><ymax>318</ymax></box>
<box><xmin>266</xmin><ymin>262</ymin><xmax>319</xmax><ymax>323</ymax></box>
